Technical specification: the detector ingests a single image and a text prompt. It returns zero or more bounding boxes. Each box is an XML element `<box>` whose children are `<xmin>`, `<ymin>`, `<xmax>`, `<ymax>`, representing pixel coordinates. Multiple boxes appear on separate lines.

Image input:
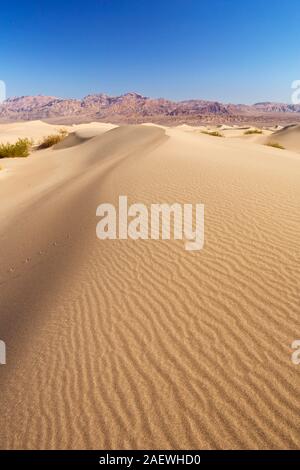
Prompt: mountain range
<box><xmin>1</xmin><ymin>92</ymin><xmax>300</xmax><ymax>125</ymax></box>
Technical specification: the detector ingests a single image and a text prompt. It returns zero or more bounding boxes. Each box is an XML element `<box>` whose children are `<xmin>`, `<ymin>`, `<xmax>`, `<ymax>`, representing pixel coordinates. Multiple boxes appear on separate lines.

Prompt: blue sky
<box><xmin>1</xmin><ymin>0</ymin><xmax>300</xmax><ymax>103</ymax></box>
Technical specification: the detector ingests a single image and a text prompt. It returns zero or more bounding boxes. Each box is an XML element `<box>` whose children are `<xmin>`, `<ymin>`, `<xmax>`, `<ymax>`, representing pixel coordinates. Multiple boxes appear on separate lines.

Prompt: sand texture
<box><xmin>0</xmin><ymin>121</ymin><xmax>300</xmax><ymax>449</ymax></box>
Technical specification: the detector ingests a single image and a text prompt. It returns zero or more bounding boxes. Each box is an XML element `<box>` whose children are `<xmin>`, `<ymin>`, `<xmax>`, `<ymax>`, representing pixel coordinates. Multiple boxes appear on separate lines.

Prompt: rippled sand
<box><xmin>0</xmin><ymin>122</ymin><xmax>299</xmax><ymax>449</ymax></box>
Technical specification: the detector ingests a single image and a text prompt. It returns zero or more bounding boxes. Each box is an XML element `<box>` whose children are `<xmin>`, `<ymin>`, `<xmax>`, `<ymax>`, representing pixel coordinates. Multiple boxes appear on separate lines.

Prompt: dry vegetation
<box><xmin>265</xmin><ymin>141</ymin><xmax>285</xmax><ymax>150</ymax></box>
<box><xmin>0</xmin><ymin>138</ymin><xmax>33</xmax><ymax>158</ymax></box>
<box><xmin>244</xmin><ymin>129</ymin><xmax>263</xmax><ymax>135</ymax></box>
<box><xmin>201</xmin><ymin>130</ymin><xmax>223</xmax><ymax>137</ymax></box>
<box><xmin>38</xmin><ymin>129</ymin><xmax>68</xmax><ymax>149</ymax></box>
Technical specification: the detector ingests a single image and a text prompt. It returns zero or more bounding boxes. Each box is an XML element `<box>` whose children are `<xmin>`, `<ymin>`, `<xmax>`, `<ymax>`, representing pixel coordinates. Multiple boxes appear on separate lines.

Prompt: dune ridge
<box><xmin>0</xmin><ymin>122</ymin><xmax>300</xmax><ymax>449</ymax></box>
<box><xmin>266</xmin><ymin>123</ymin><xmax>300</xmax><ymax>151</ymax></box>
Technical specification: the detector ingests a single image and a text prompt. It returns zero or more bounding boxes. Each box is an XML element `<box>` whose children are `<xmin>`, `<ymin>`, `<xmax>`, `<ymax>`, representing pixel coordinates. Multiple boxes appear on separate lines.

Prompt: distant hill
<box><xmin>1</xmin><ymin>92</ymin><xmax>300</xmax><ymax>125</ymax></box>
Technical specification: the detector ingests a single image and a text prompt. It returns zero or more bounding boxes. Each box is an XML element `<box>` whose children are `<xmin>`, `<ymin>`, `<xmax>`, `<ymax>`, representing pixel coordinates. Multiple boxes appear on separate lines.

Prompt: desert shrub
<box><xmin>38</xmin><ymin>128</ymin><xmax>68</xmax><ymax>149</ymax></box>
<box><xmin>0</xmin><ymin>138</ymin><xmax>33</xmax><ymax>158</ymax></box>
<box><xmin>265</xmin><ymin>141</ymin><xmax>285</xmax><ymax>150</ymax></box>
<box><xmin>201</xmin><ymin>130</ymin><xmax>223</xmax><ymax>137</ymax></box>
<box><xmin>244</xmin><ymin>129</ymin><xmax>263</xmax><ymax>135</ymax></box>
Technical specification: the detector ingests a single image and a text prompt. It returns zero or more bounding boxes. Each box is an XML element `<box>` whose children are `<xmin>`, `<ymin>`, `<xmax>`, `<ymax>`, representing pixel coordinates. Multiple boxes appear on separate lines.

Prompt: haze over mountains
<box><xmin>1</xmin><ymin>92</ymin><xmax>300</xmax><ymax>125</ymax></box>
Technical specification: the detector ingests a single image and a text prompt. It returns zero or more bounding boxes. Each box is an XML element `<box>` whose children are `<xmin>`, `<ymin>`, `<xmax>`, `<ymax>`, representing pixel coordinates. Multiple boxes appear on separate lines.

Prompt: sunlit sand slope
<box><xmin>266</xmin><ymin>123</ymin><xmax>300</xmax><ymax>152</ymax></box>
<box><xmin>0</xmin><ymin>124</ymin><xmax>299</xmax><ymax>449</ymax></box>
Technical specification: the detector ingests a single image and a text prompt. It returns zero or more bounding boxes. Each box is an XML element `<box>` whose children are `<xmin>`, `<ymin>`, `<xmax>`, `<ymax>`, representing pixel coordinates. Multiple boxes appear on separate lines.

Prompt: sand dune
<box><xmin>53</xmin><ymin>126</ymin><xmax>117</xmax><ymax>150</ymax></box>
<box><xmin>266</xmin><ymin>123</ymin><xmax>300</xmax><ymax>152</ymax></box>
<box><xmin>0</xmin><ymin>120</ymin><xmax>63</xmax><ymax>144</ymax></box>
<box><xmin>0</xmin><ymin>120</ymin><xmax>116</xmax><ymax>144</ymax></box>
<box><xmin>0</xmin><ymin>122</ymin><xmax>300</xmax><ymax>449</ymax></box>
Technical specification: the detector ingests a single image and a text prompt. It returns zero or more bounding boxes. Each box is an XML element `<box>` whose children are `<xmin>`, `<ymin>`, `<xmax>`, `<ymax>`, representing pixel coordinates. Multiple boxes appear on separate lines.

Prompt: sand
<box><xmin>0</xmin><ymin>122</ymin><xmax>299</xmax><ymax>449</ymax></box>
<box><xmin>266</xmin><ymin>123</ymin><xmax>300</xmax><ymax>152</ymax></box>
<box><xmin>0</xmin><ymin>120</ymin><xmax>117</xmax><ymax>144</ymax></box>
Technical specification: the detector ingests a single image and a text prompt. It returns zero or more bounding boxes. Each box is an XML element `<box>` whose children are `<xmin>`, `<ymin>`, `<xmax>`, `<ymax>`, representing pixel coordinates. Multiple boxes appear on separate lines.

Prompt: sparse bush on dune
<box><xmin>0</xmin><ymin>138</ymin><xmax>33</xmax><ymax>158</ymax></box>
<box><xmin>201</xmin><ymin>130</ymin><xmax>223</xmax><ymax>137</ymax></box>
<box><xmin>244</xmin><ymin>129</ymin><xmax>263</xmax><ymax>135</ymax></box>
<box><xmin>265</xmin><ymin>141</ymin><xmax>285</xmax><ymax>150</ymax></box>
<box><xmin>38</xmin><ymin>128</ymin><xmax>68</xmax><ymax>149</ymax></box>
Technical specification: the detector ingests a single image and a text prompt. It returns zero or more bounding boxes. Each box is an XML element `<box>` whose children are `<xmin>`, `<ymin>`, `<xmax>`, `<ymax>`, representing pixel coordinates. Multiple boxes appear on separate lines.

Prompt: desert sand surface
<box><xmin>265</xmin><ymin>123</ymin><xmax>300</xmax><ymax>152</ymax></box>
<box><xmin>0</xmin><ymin>120</ymin><xmax>117</xmax><ymax>144</ymax></box>
<box><xmin>0</xmin><ymin>121</ymin><xmax>300</xmax><ymax>449</ymax></box>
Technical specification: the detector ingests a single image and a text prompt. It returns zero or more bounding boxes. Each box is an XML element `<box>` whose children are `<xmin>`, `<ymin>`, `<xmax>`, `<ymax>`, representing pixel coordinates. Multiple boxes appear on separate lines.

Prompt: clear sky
<box><xmin>1</xmin><ymin>0</ymin><xmax>300</xmax><ymax>103</ymax></box>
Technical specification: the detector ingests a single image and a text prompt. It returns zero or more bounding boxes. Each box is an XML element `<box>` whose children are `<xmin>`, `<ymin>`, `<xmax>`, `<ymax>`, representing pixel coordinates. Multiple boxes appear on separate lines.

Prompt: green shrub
<box><xmin>201</xmin><ymin>130</ymin><xmax>223</xmax><ymax>137</ymax></box>
<box><xmin>244</xmin><ymin>129</ymin><xmax>263</xmax><ymax>135</ymax></box>
<box><xmin>0</xmin><ymin>138</ymin><xmax>33</xmax><ymax>158</ymax></box>
<box><xmin>38</xmin><ymin>128</ymin><xmax>68</xmax><ymax>149</ymax></box>
<box><xmin>265</xmin><ymin>141</ymin><xmax>285</xmax><ymax>150</ymax></box>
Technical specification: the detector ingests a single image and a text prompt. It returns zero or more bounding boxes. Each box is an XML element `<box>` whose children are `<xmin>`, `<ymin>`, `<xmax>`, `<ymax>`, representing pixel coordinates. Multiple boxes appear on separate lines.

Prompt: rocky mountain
<box><xmin>253</xmin><ymin>102</ymin><xmax>300</xmax><ymax>113</ymax></box>
<box><xmin>1</xmin><ymin>92</ymin><xmax>300</xmax><ymax>125</ymax></box>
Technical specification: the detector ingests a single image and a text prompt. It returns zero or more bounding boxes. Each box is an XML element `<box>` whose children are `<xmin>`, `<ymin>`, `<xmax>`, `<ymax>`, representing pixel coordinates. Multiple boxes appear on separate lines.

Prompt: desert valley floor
<box><xmin>0</xmin><ymin>121</ymin><xmax>300</xmax><ymax>449</ymax></box>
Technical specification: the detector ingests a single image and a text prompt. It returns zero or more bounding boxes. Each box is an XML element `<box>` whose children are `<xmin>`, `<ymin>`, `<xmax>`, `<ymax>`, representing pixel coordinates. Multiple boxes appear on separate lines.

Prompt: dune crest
<box><xmin>266</xmin><ymin>123</ymin><xmax>300</xmax><ymax>152</ymax></box>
